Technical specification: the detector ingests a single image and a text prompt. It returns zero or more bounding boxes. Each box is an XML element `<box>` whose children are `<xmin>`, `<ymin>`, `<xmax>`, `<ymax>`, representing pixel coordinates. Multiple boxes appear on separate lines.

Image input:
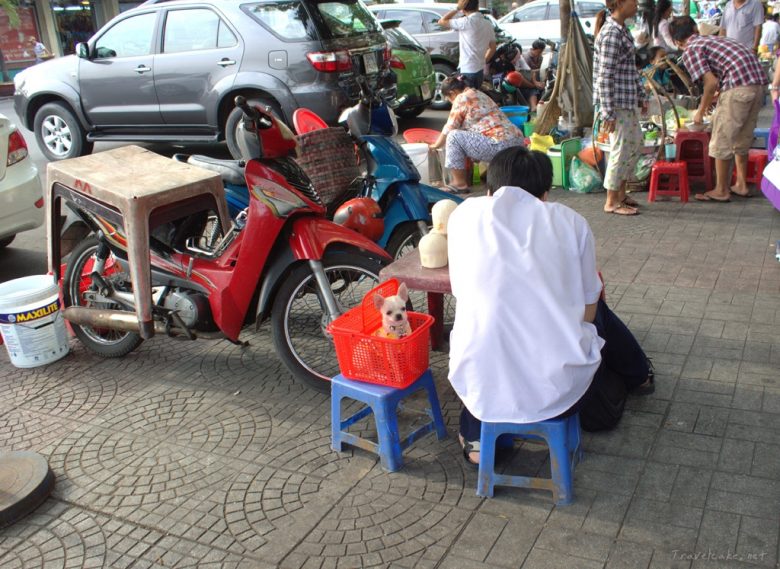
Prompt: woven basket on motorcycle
<box><xmin>295</xmin><ymin>127</ymin><xmax>361</xmax><ymax>212</ymax></box>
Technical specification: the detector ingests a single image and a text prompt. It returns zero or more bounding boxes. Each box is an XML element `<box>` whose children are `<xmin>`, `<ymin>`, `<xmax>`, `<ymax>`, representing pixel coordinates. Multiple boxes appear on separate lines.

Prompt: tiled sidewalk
<box><xmin>1</xmin><ymin>162</ymin><xmax>780</xmax><ymax>568</ymax></box>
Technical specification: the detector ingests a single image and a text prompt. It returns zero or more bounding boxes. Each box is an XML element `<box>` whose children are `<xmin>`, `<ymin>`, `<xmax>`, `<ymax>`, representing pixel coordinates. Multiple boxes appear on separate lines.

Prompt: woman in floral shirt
<box><xmin>594</xmin><ymin>0</ymin><xmax>647</xmax><ymax>215</ymax></box>
<box><xmin>430</xmin><ymin>76</ymin><xmax>525</xmax><ymax>192</ymax></box>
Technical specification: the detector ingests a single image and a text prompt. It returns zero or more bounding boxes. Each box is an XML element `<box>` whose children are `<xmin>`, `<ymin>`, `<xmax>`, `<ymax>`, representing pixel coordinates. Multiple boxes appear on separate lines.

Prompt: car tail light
<box><xmin>389</xmin><ymin>55</ymin><xmax>405</xmax><ymax>70</ymax></box>
<box><xmin>7</xmin><ymin>130</ymin><xmax>28</xmax><ymax>166</ymax></box>
<box><xmin>306</xmin><ymin>50</ymin><xmax>352</xmax><ymax>73</ymax></box>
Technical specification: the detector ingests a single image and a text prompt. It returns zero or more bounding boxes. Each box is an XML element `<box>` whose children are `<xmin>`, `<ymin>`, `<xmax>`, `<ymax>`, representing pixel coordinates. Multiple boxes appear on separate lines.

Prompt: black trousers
<box><xmin>459</xmin><ymin>299</ymin><xmax>649</xmax><ymax>442</ymax></box>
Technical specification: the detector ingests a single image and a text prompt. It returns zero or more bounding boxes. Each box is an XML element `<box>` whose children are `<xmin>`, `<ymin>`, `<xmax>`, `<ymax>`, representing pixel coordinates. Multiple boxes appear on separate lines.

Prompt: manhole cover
<box><xmin>0</xmin><ymin>451</ymin><xmax>54</xmax><ymax>528</ymax></box>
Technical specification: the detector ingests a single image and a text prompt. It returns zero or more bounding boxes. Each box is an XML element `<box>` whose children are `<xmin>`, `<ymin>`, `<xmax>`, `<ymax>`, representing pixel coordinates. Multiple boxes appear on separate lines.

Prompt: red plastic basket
<box><xmin>327</xmin><ymin>279</ymin><xmax>434</xmax><ymax>388</ymax></box>
<box><xmin>402</xmin><ymin>128</ymin><xmax>440</xmax><ymax>145</ymax></box>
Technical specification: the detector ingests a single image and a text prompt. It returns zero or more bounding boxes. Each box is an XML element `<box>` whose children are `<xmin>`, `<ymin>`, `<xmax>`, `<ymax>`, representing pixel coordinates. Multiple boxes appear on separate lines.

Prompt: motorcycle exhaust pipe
<box><xmin>63</xmin><ymin>307</ymin><xmax>224</xmax><ymax>340</ymax></box>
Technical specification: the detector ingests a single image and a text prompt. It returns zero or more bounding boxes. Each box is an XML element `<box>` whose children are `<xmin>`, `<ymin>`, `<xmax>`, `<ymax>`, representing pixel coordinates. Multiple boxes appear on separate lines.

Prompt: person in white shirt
<box><xmin>447</xmin><ymin>146</ymin><xmax>654</xmax><ymax>465</ymax></box>
<box><xmin>439</xmin><ymin>0</ymin><xmax>496</xmax><ymax>88</ymax></box>
<box><xmin>653</xmin><ymin>0</ymin><xmax>677</xmax><ymax>51</ymax></box>
<box><xmin>720</xmin><ymin>0</ymin><xmax>765</xmax><ymax>51</ymax></box>
<box><xmin>760</xmin><ymin>14</ymin><xmax>780</xmax><ymax>52</ymax></box>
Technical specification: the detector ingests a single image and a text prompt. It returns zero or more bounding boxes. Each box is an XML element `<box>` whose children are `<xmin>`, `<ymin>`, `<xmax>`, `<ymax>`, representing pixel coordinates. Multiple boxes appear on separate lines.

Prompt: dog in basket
<box><xmin>373</xmin><ymin>282</ymin><xmax>411</xmax><ymax>339</ymax></box>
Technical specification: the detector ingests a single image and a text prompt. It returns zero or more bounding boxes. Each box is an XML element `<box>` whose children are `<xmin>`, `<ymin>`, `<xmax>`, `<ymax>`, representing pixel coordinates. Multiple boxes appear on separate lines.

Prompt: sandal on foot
<box><xmin>462</xmin><ymin>440</ymin><xmax>480</xmax><ymax>467</ymax></box>
<box><xmin>443</xmin><ymin>184</ymin><xmax>471</xmax><ymax>195</ymax></box>
<box><xmin>622</xmin><ymin>197</ymin><xmax>639</xmax><ymax>208</ymax></box>
<box><xmin>633</xmin><ymin>357</ymin><xmax>656</xmax><ymax>395</ymax></box>
<box><xmin>604</xmin><ymin>205</ymin><xmax>638</xmax><ymax>216</ymax></box>
<box><xmin>694</xmin><ymin>192</ymin><xmax>730</xmax><ymax>203</ymax></box>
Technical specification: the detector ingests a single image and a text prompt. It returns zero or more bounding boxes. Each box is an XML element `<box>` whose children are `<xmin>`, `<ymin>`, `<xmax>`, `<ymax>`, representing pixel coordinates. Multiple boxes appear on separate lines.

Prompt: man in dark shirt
<box><xmin>670</xmin><ymin>16</ymin><xmax>768</xmax><ymax>201</ymax></box>
<box><xmin>523</xmin><ymin>39</ymin><xmax>546</xmax><ymax>71</ymax></box>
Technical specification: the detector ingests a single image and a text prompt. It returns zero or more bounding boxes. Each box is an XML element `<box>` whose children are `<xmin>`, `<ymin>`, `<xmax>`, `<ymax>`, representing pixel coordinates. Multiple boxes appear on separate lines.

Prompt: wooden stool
<box><xmin>648</xmin><ymin>161</ymin><xmax>690</xmax><ymax>203</ymax></box>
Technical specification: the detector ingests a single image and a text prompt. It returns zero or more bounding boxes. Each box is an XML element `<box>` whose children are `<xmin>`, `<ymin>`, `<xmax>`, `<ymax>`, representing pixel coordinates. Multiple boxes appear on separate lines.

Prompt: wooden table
<box><xmin>379</xmin><ymin>249</ymin><xmax>451</xmax><ymax>350</ymax></box>
<box><xmin>46</xmin><ymin>145</ymin><xmax>228</xmax><ymax>338</ymax></box>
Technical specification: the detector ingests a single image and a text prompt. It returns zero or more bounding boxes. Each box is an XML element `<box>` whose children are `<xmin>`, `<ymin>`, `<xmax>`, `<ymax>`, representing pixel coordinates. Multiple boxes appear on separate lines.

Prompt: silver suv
<box><xmin>13</xmin><ymin>0</ymin><xmax>388</xmax><ymax>161</ymax></box>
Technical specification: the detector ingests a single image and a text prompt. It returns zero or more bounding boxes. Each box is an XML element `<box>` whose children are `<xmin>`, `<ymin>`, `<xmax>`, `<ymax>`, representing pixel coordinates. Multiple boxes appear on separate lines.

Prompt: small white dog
<box><xmin>373</xmin><ymin>282</ymin><xmax>412</xmax><ymax>339</ymax></box>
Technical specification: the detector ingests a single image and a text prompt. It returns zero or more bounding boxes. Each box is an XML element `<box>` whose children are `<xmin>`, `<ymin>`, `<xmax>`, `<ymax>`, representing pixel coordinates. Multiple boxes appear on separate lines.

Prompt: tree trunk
<box><xmin>560</xmin><ymin>0</ymin><xmax>572</xmax><ymax>43</ymax></box>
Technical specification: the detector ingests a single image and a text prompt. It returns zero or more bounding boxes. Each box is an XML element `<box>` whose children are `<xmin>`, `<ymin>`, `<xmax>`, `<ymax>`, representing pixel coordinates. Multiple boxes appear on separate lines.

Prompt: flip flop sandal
<box><xmin>633</xmin><ymin>357</ymin><xmax>656</xmax><ymax>395</ymax></box>
<box><xmin>462</xmin><ymin>440</ymin><xmax>480</xmax><ymax>468</ymax></box>
<box><xmin>694</xmin><ymin>192</ymin><xmax>730</xmax><ymax>203</ymax></box>
<box><xmin>622</xmin><ymin>197</ymin><xmax>639</xmax><ymax>208</ymax></box>
<box><xmin>605</xmin><ymin>205</ymin><xmax>638</xmax><ymax>216</ymax></box>
<box><xmin>443</xmin><ymin>184</ymin><xmax>471</xmax><ymax>195</ymax></box>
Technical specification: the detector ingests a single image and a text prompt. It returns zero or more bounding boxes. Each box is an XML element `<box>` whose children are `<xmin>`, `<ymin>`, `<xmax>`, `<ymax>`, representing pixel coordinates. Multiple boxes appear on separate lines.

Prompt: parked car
<box><xmin>368</xmin><ymin>3</ymin><xmax>513</xmax><ymax>109</ymax></box>
<box><xmin>0</xmin><ymin>114</ymin><xmax>43</xmax><ymax>249</ymax></box>
<box><xmin>381</xmin><ymin>20</ymin><xmax>435</xmax><ymax>118</ymax></box>
<box><xmin>498</xmin><ymin>0</ymin><xmax>605</xmax><ymax>48</ymax></box>
<box><xmin>13</xmin><ymin>0</ymin><xmax>389</xmax><ymax>161</ymax></box>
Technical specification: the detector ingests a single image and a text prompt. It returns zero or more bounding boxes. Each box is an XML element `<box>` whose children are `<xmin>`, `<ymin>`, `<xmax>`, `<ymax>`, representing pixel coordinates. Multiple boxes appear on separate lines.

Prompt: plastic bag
<box><xmin>634</xmin><ymin>155</ymin><xmax>655</xmax><ymax>182</ymax></box>
<box><xmin>664</xmin><ymin>106</ymin><xmax>690</xmax><ymax>131</ymax></box>
<box><xmin>769</xmin><ymin>99</ymin><xmax>780</xmax><ymax>159</ymax></box>
<box><xmin>569</xmin><ymin>156</ymin><xmax>603</xmax><ymax>193</ymax></box>
<box><xmin>529</xmin><ymin>133</ymin><xmax>555</xmax><ymax>153</ymax></box>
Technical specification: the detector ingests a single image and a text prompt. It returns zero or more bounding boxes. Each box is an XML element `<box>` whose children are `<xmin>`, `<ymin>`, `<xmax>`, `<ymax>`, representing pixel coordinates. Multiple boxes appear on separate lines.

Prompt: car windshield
<box><xmin>384</xmin><ymin>24</ymin><xmax>424</xmax><ymax>50</ymax></box>
<box><xmin>309</xmin><ymin>0</ymin><xmax>381</xmax><ymax>38</ymax></box>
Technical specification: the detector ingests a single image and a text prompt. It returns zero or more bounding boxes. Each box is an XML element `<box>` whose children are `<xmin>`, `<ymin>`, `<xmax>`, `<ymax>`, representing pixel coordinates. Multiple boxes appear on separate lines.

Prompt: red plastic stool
<box><xmin>648</xmin><ymin>161</ymin><xmax>689</xmax><ymax>203</ymax></box>
<box><xmin>403</xmin><ymin>128</ymin><xmax>439</xmax><ymax>145</ymax></box>
<box><xmin>731</xmin><ymin>148</ymin><xmax>768</xmax><ymax>185</ymax></box>
<box><xmin>293</xmin><ymin>108</ymin><xmax>328</xmax><ymax>135</ymax></box>
<box><xmin>675</xmin><ymin>130</ymin><xmax>712</xmax><ymax>192</ymax></box>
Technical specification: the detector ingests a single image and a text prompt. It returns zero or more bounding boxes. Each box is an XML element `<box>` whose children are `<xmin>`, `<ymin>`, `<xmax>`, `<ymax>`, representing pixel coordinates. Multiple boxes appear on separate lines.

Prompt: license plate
<box><xmin>421</xmin><ymin>82</ymin><xmax>431</xmax><ymax>100</ymax></box>
<box><xmin>364</xmin><ymin>53</ymin><xmax>378</xmax><ymax>74</ymax></box>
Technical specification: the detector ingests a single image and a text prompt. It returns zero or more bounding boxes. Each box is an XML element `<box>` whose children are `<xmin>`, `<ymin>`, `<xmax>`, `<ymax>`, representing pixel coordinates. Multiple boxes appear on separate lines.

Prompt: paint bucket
<box><xmin>0</xmin><ymin>275</ymin><xmax>69</xmax><ymax>368</ymax></box>
<box><xmin>401</xmin><ymin>142</ymin><xmax>431</xmax><ymax>184</ymax></box>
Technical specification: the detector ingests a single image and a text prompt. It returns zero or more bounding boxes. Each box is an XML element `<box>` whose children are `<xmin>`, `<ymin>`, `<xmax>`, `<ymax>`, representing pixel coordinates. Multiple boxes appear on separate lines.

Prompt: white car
<box><xmin>0</xmin><ymin>114</ymin><xmax>43</xmax><ymax>249</ymax></box>
<box><xmin>498</xmin><ymin>0</ymin><xmax>605</xmax><ymax>48</ymax></box>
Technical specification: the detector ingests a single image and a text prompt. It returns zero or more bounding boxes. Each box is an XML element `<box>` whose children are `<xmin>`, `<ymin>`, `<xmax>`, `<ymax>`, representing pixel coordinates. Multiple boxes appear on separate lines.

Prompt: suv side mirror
<box><xmin>76</xmin><ymin>43</ymin><xmax>89</xmax><ymax>59</ymax></box>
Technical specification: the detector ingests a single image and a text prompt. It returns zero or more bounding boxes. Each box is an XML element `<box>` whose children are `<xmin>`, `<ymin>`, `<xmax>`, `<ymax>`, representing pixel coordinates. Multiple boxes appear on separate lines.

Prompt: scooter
<box><xmin>336</xmin><ymin>77</ymin><xmax>464</xmax><ymax>258</ymax></box>
<box><xmin>60</xmin><ymin>96</ymin><xmax>391</xmax><ymax>392</ymax></box>
<box><xmin>177</xmin><ymin>77</ymin><xmax>462</xmax><ymax>260</ymax></box>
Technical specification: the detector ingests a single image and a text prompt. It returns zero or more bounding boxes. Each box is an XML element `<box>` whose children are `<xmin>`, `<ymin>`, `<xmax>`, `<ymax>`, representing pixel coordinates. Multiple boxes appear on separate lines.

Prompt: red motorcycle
<box><xmin>60</xmin><ymin>97</ymin><xmax>391</xmax><ymax>391</ymax></box>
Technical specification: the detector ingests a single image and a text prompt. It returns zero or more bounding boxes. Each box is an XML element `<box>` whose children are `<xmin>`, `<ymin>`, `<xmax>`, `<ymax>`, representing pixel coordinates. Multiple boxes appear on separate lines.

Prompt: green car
<box><xmin>382</xmin><ymin>20</ymin><xmax>435</xmax><ymax>118</ymax></box>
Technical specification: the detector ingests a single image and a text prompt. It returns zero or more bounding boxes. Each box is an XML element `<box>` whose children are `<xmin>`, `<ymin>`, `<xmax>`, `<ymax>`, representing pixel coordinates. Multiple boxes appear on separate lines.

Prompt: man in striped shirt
<box><xmin>670</xmin><ymin>16</ymin><xmax>768</xmax><ymax>201</ymax></box>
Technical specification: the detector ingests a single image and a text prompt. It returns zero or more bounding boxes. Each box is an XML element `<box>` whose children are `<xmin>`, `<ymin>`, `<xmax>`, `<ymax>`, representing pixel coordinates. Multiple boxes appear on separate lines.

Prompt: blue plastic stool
<box><xmin>331</xmin><ymin>369</ymin><xmax>448</xmax><ymax>472</ymax></box>
<box><xmin>476</xmin><ymin>414</ymin><xmax>583</xmax><ymax>505</ymax></box>
<box><xmin>753</xmin><ymin>127</ymin><xmax>770</xmax><ymax>149</ymax></box>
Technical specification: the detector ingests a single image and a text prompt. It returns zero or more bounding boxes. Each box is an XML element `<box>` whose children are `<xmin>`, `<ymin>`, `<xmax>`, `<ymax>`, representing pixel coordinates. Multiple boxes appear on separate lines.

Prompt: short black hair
<box><xmin>464</xmin><ymin>0</ymin><xmax>479</xmax><ymax>11</ymax></box>
<box><xmin>531</xmin><ymin>39</ymin><xmax>546</xmax><ymax>51</ymax></box>
<box><xmin>486</xmin><ymin>146</ymin><xmax>553</xmax><ymax>198</ymax></box>
<box><xmin>669</xmin><ymin>16</ymin><xmax>697</xmax><ymax>43</ymax></box>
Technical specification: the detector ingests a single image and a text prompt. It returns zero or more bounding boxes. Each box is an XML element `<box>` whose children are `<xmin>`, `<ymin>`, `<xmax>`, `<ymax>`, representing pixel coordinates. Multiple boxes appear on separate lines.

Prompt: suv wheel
<box><xmin>34</xmin><ymin>102</ymin><xmax>93</xmax><ymax>161</ymax></box>
<box><xmin>225</xmin><ymin>96</ymin><xmax>283</xmax><ymax>160</ymax></box>
<box><xmin>431</xmin><ymin>63</ymin><xmax>455</xmax><ymax>111</ymax></box>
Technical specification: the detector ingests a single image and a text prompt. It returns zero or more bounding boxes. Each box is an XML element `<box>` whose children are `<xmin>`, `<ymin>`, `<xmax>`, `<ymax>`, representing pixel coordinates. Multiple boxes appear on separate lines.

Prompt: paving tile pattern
<box><xmin>1</xmin><ymin>151</ymin><xmax>780</xmax><ymax>567</ymax></box>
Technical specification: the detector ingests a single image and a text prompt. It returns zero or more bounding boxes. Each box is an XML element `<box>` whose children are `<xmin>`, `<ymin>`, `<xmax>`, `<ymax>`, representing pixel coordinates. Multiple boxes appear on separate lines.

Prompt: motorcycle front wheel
<box><xmin>271</xmin><ymin>251</ymin><xmax>384</xmax><ymax>392</ymax></box>
<box><xmin>63</xmin><ymin>236</ymin><xmax>143</xmax><ymax>358</ymax></box>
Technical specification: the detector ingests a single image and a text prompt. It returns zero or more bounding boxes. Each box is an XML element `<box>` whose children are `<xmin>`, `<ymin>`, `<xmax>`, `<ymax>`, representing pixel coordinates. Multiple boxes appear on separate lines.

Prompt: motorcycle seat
<box><xmin>187</xmin><ymin>155</ymin><xmax>246</xmax><ymax>186</ymax></box>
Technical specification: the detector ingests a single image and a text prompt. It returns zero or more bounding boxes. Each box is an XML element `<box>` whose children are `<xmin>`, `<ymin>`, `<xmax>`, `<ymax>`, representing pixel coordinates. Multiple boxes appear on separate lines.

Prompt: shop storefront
<box><xmin>0</xmin><ymin>0</ymin><xmax>119</xmax><ymax>82</ymax></box>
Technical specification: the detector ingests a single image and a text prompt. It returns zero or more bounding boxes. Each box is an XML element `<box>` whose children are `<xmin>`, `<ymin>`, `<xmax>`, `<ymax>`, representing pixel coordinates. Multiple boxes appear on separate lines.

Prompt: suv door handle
<box><xmin>134</xmin><ymin>65</ymin><xmax>152</xmax><ymax>74</ymax></box>
<box><xmin>217</xmin><ymin>58</ymin><xmax>236</xmax><ymax>67</ymax></box>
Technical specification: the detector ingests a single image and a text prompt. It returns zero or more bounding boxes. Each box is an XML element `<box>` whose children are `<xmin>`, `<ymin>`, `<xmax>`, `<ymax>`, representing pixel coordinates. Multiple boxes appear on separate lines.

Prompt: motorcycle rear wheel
<box><xmin>63</xmin><ymin>236</ymin><xmax>143</xmax><ymax>358</ymax></box>
<box><xmin>270</xmin><ymin>251</ymin><xmax>384</xmax><ymax>392</ymax></box>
